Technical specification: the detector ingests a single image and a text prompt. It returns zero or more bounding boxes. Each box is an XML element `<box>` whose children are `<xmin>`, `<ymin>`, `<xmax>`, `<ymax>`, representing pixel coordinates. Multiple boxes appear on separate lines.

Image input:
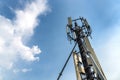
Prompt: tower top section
<box><xmin>66</xmin><ymin>17</ymin><xmax>92</xmax><ymax>42</ymax></box>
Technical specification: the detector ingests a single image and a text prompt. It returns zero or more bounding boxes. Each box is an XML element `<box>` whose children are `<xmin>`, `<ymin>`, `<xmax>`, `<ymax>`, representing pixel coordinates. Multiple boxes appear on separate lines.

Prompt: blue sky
<box><xmin>0</xmin><ymin>0</ymin><xmax>120</xmax><ymax>80</ymax></box>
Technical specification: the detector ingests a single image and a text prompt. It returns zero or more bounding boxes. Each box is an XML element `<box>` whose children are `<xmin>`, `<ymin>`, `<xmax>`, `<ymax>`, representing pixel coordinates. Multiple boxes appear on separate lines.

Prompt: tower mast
<box><xmin>67</xmin><ymin>17</ymin><xmax>107</xmax><ymax>80</ymax></box>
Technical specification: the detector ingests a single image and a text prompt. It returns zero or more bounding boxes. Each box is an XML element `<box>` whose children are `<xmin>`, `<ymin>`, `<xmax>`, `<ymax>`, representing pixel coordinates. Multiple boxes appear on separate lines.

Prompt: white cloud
<box><xmin>14</xmin><ymin>0</ymin><xmax>48</xmax><ymax>38</ymax></box>
<box><xmin>22</xmin><ymin>68</ymin><xmax>32</xmax><ymax>73</ymax></box>
<box><xmin>0</xmin><ymin>0</ymin><xmax>48</xmax><ymax>71</ymax></box>
<box><xmin>13</xmin><ymin>68</ymin><xmax>32</xmax><ymax>73</ymax></box>
<box><xmin>0</xmin><ymin>68</ymin><xmax>3</xmax><ymax>80</ymax></box>
<box><xmin>0</xmin><ymin>76</ymin><xmax>3</xmax><ymax>80</ymax></box>
<box><xmin>96</xmin><ymin>23</ymin><xmax>120</xmax><ymax>80</ymax></box>
<box><xmin>13</xmin><ymin>69</ymin><xmax>20</xmax><ymax>73</ymax></box>
<box><xmin>104</xmin><ymin>26</ymin><xmax>120</xmax><ymax>80</ymax></box>
<box><xmin>92</xmin><ymin>2</ymin><xmax>120</xmax><ymax>80</ymax></box>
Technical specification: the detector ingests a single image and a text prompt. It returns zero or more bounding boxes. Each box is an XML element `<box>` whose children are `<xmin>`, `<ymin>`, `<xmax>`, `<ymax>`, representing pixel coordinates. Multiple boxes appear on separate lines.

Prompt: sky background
<box><xmin>0</xmin><ymin>0</ymin><xmax>120</xmax><ymax>80</ymax></box>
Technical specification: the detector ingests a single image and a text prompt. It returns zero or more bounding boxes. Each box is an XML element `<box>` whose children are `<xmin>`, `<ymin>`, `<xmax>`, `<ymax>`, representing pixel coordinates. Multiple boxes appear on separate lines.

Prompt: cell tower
<box><xmin>57</xmin><ymin>17</ymin><xmax>107</xmax><ymax>80</ymax></box>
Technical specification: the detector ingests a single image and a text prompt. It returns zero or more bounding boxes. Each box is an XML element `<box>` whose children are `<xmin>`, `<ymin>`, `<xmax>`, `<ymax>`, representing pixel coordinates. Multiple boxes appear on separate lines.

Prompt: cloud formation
<box><xmin>13</xmin><ymin>68</ymin><xmax>32</xmax><ymax>73</ymax></box>
<box><xmin>101</xmin><ymin>25</ymin><xmax>120</xmax><ymax>80</ymax></box>
<box><xmin>90</xmin><ymin>1</ymin><xmax>120</xmax><ymax>79</ymax></box>
<box><xmin>0</xmin><ymin>0</ymin><xmax>48</xmax><ymax>71</ymax></box>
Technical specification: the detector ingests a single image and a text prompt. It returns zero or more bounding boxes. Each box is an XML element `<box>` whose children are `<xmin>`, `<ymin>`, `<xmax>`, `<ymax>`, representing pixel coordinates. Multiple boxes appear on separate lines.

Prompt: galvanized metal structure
<box><xmin>67</xmin><ymin>17</ymin><xmax>107</xmax><ymax>80</ymax></box>
<box><xmin>57</xmin><ymin>17</ymin><xmax>107</xmax><ymax>80</ymax></box>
